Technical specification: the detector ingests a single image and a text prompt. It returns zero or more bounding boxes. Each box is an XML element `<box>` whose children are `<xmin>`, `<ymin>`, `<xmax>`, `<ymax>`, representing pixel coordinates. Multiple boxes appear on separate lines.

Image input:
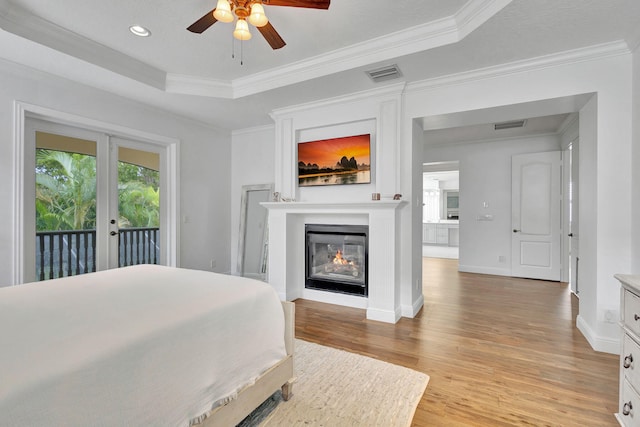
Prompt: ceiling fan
<box><xmin>187</xmin><ymin>0</ymin><xmax>331</xmax><ymax>50</ymax></box>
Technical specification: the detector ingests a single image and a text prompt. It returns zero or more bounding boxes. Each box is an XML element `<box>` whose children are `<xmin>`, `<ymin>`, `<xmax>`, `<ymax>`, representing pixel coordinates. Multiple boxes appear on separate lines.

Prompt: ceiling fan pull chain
<box><xmin>231</xmin><ymin>32</ymin><xmax>235</xmax><ymax>60</ymax></box>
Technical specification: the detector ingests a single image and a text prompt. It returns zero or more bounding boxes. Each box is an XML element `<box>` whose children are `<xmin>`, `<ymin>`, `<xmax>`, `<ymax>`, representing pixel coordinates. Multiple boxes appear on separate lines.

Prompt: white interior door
<box><xmin>511</xmin><ymin>151</ymin><xmax>562</xmax><ymax>281</ymax></box>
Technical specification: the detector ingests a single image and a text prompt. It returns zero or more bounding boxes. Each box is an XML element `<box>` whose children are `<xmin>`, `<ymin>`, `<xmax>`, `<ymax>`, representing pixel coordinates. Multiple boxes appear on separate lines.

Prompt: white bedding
<box><xmin>0</xmin><ymin>265</ymin><xmax>287</xmax><ymax>426</ymax></box>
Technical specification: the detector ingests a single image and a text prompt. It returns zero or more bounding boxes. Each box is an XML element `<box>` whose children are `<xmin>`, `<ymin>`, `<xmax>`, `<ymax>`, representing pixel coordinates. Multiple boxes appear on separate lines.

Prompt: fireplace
<box><xmin>305</xmin><ymin>224</ymin><xmax>368</xmax><ymax>296</ymax></box>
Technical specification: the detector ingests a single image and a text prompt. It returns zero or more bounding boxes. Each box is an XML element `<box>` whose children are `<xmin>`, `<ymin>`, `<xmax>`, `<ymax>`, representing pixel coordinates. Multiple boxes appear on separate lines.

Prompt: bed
<box><xmin>0</xmin><ymin>264</ymin><xmax>294</xmax><ymax>426</ymax></box>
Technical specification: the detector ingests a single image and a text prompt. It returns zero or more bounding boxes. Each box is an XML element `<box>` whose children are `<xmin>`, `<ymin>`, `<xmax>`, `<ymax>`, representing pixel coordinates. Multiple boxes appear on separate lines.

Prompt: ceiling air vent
<box><xmin>366</xmin><ymin>64</ymin><xmax>402</xmax><ymax>83</ymax></box>
<box><xmin>494</xmin><ymin>119</ymin><xmax>527</xmax><ymax>130</ymax></box>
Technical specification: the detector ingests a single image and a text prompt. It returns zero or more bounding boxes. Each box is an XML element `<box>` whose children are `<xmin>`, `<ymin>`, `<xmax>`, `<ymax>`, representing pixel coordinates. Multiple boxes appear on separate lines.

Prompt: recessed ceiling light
<box><xmin>129</xmin><ymin>25</ymin><xmax>151</xmax><ymax>37</ymax></box>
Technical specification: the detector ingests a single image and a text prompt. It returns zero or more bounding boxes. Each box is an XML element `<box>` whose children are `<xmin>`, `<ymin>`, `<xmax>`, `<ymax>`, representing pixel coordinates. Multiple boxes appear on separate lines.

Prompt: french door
<box><xmin>25</xmin><ymin>118</ymin><xmax>167</xmax><ymax>282</ymax></box>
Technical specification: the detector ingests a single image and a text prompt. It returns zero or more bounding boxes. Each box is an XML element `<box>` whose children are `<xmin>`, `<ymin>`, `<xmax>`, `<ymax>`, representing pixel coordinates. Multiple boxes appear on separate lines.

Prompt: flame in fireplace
<box><xmin>333</xmin><ymin>249</ymin><xmax>353</xmax><ymax>266</ymax></box>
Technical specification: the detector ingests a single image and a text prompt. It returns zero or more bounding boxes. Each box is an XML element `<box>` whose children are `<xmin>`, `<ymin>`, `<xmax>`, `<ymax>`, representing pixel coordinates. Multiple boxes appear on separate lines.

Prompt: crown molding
<box><xmin>165</xmin><ymin>73</ymin><xmax>233</xmax><ymax>98</ymax></box>
<box><xmin>270</xmin><ymin>82</ymin><xmax>406</xmax><ymax>118</ymax></box>
<box><xmin>0</xmin><ymin>0</ymin><xmax>512</xmax><ymax>99</ymax></box>
<box><xmin>407</xmin><ymin>40</ymin><xmax>631</xmax><ymax>93</ymax></box>
<box><xmin>232</xmin><ymin>123</ymin><xmax>275</xmax><ymax>137</ymax></box>
<box><xmin>455</xmin><ymin>0</ymin><xmax>512</xmax><ymax>39</ymax></box>
<box><xmin>424</xmin><ymin>130</ymin><xmax>560</xmax><ymax>149</ymax></box>
<box><xmin>232</xmin><ymin>0</ymin><xmax>512</xmax><ymax>98</ymax></box>
<box><xmin>0</xmin><ymin>0</ymin><xmax>165</xmax><ymax>90</ymax></box>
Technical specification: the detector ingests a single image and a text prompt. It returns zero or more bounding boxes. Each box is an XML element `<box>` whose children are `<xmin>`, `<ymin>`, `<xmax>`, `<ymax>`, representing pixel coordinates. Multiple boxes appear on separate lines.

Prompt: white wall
<box><xmin>230</xmin><ymin>125</ymin><xmax>276</xmax><ymax>275</ymax></box>
<box><xmin>633</xmin><ymin>44</ymin><xmax>640</xmax><ymax>273</ymax></box>
<box><xmin>0</xmin><ymin>59</ymin><xmax>231</xmax><ymax>284</ymax></box>
<box><xmin>405</xmin><ymin>51</ymin><xmax>633</xmax><ymax>353</ymax></box>
<box><xmin>227</xmin><ymin>46</ymin><xmax>634</xmax><ymax>352</ymax></box>
<box><xmin>423</xmin><ymin>135</ymin><xmax>560</xmax><ymax>275</ymax></box>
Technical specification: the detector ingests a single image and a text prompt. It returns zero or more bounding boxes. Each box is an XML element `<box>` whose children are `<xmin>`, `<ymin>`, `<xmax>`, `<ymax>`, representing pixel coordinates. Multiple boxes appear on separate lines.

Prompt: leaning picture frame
<box><xmin>297</xmin><ymin>134</ymin><xmax>371</xmax><ymax>187</ymax></box>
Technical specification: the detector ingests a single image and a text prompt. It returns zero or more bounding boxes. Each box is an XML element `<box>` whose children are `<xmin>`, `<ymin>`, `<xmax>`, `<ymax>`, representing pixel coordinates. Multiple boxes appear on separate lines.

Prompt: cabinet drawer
<box><xmin>625</xmin><ymin>290</ymin><xmax>640</xmax><ymax>337</ymax></box>
<box><xmin>620</xmin><ymin>379</ymin><xmax>640</xmax><ymax>427</ymax></box>
<box><xmin>623</xmin><ymin>334</ymin><xmax>640</xmax><ymax>387</ymax></box>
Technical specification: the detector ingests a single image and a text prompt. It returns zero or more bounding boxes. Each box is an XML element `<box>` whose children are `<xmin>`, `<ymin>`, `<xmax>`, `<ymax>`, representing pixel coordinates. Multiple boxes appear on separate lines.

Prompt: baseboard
<box><xmin>366</xmin><ymin>306</ymin><xmax>401</xmax><ymax>324</ymax></box>
<box><xmin>301</xmin><ymin>288</ymin><xmax>368</xmax><ymax>309</ymax></box>
<box><xmin>457</xmin><ymin>264</ymin><xmax>511</xmax><ymax>277</ymax></box>
<box><xmin>576</xmin><ymin>314</ymin><xmax>620</xmax><ymax>354</ymax></box>
<box><xmin>401</xmin><ymin>294</ymin><xmax>424</xmax><ymax>318</ymax></box>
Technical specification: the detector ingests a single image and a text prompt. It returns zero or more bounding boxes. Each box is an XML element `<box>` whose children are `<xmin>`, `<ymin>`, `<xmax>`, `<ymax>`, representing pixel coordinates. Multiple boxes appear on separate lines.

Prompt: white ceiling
<box><xmin>0</xmin><ymin>0</ymin><xmax>639</xmax><ymax>131</ymax></box>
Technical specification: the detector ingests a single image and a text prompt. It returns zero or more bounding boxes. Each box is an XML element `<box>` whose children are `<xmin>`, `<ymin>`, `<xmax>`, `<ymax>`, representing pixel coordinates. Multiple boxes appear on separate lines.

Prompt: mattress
<box><xmin>0</xmin><ymin>264</ymin><xmax>287</xmax><ymax>426</ymax></box>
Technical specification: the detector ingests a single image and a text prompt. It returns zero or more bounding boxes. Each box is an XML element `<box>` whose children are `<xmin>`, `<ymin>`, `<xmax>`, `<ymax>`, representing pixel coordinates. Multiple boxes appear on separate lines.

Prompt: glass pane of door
<box><xmin>116</xmin><ymin>146</ymin><xmax>160</xmax><ymax>267</ymax></box>
<box><xmin>35</xmin><ymin>132</ymin><xmax>97</xmax><ymax>280</ymax></box>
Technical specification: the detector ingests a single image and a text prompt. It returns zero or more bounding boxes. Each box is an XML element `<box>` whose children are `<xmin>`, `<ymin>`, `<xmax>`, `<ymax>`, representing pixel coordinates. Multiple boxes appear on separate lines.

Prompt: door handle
<box><xmin>568</xmin><ymin>233</ymin><xmax>573</xmax><ymax>237</ymax></box>
<box><xmin>513</xmin><ymin>229</ymin><xmax>520</xmax><ymax>233</ymax></box>
<box><xmin>110</xmin><ymin>231</ymin><xmax>119</xmax><ymax>236</ymax></box>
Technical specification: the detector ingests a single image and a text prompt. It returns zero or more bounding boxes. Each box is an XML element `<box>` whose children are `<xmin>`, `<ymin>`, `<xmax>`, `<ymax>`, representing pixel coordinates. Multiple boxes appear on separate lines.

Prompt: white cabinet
<box><xmin>616</xmin><ymin>274</ymin><xmax>640</xmax><ymax>426</ymax></box>
<box><xmin>422</xmin><ymin>223</ymin><xmax>459</xmax><ymax>247</ymax></box>
<box><xmin>423</xmin><ymin>223</ymin><xmax>437</xmax><ymax>244</ymax></box>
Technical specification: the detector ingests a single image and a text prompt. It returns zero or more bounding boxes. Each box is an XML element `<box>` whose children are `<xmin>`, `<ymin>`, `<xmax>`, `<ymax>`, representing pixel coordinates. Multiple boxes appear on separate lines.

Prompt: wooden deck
<box><xmin>294</xmin><ymin>257</ymin><xmax>619</xmax><ymax>426</ymax></box>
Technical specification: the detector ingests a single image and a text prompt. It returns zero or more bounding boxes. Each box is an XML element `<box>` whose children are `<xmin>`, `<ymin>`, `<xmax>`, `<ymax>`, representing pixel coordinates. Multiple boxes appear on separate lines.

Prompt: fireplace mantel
<box><xmin>262</xmin><ymin>200</ymin><xmax>407</xmax><ymax>323</ymax></box>
<box><xmin>262</xmin><ymin>200</ymin><xmax>405</xmax><ymax>212</ymax></box>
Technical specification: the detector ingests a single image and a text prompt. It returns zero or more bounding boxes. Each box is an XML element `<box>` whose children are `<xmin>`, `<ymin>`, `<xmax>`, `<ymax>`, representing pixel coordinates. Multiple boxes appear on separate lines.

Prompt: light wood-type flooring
<box><xmin>294</xmin><ymin>257</ymin><xmax>620</xmax><ymax>426</ymax></box>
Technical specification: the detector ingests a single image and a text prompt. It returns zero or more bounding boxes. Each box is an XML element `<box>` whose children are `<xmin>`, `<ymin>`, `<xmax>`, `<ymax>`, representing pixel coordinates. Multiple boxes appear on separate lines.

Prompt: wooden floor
<box><xmin>294</xmin><ymin>257</ymin><xmax>620</xmax><ymax>426</ymax></box>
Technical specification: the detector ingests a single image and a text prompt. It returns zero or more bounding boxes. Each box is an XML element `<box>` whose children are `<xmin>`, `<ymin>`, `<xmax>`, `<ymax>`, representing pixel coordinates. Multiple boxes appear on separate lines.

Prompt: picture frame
<box><xmin>297</xmin><ymin>134</ymin><xmax>371</xmax><ymax>187</ymax></box>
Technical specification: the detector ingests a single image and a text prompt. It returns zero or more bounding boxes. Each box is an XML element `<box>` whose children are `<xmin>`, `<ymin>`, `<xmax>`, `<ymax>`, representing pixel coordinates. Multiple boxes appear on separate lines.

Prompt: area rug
<box><xmin>237</xmin><ymin>339</ymin><xmax>429</xmax><ymax>427</ymax></box>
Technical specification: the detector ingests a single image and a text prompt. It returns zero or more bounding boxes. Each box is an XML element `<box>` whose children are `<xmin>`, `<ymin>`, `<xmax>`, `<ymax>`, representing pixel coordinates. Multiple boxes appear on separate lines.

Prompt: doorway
<box><xmin>422</xmin><ymin>162</ymin><xmax>459</xmax><ymax>260</ymax></box>
<box><xmin>14</xmin><ymin>103</ymin><xmax>178</xmax><ymax>284</ymax></box>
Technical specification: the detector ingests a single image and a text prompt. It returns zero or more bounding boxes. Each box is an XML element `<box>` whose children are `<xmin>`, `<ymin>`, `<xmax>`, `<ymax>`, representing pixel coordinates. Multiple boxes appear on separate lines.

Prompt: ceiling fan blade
<box><xmin>263</xmin><ymin>0</ymin><xmax>330</xmax><ymax>9</ymax></box>
<box><xmin>187</xmin><ymin>9</ymin><xmax>218</xmax><ymax>33</ymax></box>
<box><xmin>258</xmin><ymin>22</ymin><xmax>286</xmax><ymax>49</ymax></box>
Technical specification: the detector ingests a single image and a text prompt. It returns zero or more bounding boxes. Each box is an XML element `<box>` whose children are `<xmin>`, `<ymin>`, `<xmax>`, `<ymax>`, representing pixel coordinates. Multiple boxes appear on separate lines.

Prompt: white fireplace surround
<box><xmin>262</xmin><ymin>200</ymin><xmax>406</xmax><ymax>323</ymax></box>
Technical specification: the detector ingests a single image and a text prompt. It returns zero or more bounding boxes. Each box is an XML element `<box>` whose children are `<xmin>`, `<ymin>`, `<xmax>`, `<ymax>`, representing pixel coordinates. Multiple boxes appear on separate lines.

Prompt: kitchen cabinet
<box><xmin>422</xmin><ymin>223</ymin><xmax>459</xmax><ymax>247</ymax></box>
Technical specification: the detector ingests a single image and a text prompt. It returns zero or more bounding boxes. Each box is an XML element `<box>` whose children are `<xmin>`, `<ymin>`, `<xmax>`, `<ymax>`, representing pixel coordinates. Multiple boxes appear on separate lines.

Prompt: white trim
<box><xmin>576</xmin><ymin>314</ymin><xmax>619</xmax><ymax>354</ymax></box>
<box><xmin>12</xmin><ymin>101</ymin><xmax>180</xmax><ymax>284</ymax></box>
<box><xmin>12</xmin><ymin>101</ymin><xmax>25</xmax><ymax>285</ymax></box>
<box><xmin>401</xmin><ymin>293</ymin><xmax>425</xmax><ymax>318</ymax></box>
<box><xmin>457</xmin><ymin>264</ymin><xmax>512</xmax><ymax>277</ymax></box>
<box><xmin>407</xmin><ymin>41</ymin><xmax>631</xmax><ymax>93</ymax></box>
<box><xmin>0</xmin><ymin>1</ymin><xmax>165</xmax><ymax>90</ymax></box>
<box><xmin>165</xmin><ymin>74</ymin><xmax>233</xmax><ymax>99</ymax></box>
<box><xmin>366</xmin><ymin>306</ymin><xmax>402</xmax><ymax>323</ymax></box>
<box><xmin>0</xmin><ymin>0</ymin><xmax>510</xmax><ymax>99</ymax></box>
<box><xmin>231</xmin><ymin>124</ymin><xmax>274</xmax><ymax>137</ymax></box>
<box><xmin>301</xmin><ymin>288</ymin><xmax>368</xmax><ymax>310</ymax></box>
<box><xmin>270</xmin><ymin>82</ymin><xmax>407</xmax><ymax>118</ymax></box>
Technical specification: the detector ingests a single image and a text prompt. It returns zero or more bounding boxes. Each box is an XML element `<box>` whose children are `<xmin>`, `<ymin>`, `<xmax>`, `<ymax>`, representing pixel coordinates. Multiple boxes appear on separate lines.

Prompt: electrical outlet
<box><xmin>210</xmin><ymin>259</ymin><xmax>216</xmax><ymax>269</ymax></box>
<box><xmin>498</xmin><ymin>255</ymin><xmax>506</xmax><ymax>263</ymax></box>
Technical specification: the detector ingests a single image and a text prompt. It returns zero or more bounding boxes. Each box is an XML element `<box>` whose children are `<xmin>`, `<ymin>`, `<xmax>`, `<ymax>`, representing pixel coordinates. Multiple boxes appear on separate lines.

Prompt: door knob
<box><xmin>513</xmin><ymin>229</ymin><xmax>520</xmax><ymax>233</ymax></box>
<box><xmin>110</xmin><ymin>219</ymin><xmax>116</xmax><ymax>224</ymax></box>
<box><xmin>568</xmin><ymin>233</ymin><xmax>573</xmax><ymax>237</ymax></box>
<box><xmin>110</xmin><ymin>231</ymin><xmax>118</xmax><ymax>236</ymax></box>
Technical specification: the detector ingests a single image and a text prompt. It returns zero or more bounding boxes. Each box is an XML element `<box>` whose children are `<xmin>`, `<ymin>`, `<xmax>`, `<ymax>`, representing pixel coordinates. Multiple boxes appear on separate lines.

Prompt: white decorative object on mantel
<box><xmin>262</xmin><ymin>200</ymin><xmax>406</xmax><ymax>324</ymax></box>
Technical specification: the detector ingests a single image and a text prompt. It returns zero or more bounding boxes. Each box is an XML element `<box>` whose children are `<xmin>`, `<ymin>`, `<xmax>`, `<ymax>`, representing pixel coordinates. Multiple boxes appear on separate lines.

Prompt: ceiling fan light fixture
<box><xmin>213</xmin><ymin>0</ymin><xmax>234</xmax><ymax>23</ymax></box>
<box><xmin>233</xmin><ymin>18</ymin><xmax>252</xmax><ymax>40</ymax></box>
<box><xmin>248</xmin><ymin>2</ymin><xmax>269</xmax><ymax>27</ymax></box>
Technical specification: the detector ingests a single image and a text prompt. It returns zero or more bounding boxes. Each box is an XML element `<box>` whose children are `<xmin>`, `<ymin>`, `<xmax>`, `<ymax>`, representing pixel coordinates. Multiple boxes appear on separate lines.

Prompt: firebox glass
<box><xmin>308</xmin><ymin>233</ymin><xmax>366</xmax><ymax>286</ymax></box>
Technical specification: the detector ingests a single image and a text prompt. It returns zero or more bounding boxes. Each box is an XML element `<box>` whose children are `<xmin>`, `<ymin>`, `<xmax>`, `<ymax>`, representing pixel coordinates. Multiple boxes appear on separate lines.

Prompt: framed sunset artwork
<box><xmin>297</xmin><ymin>134</ymin><xmax>371</xmax><ymax>187</ymax></box>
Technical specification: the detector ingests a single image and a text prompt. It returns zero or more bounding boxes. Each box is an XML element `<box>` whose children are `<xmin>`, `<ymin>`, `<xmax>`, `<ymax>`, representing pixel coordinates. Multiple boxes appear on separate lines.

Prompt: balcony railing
<box><xmin>36</xmin><ymin>227</ymin><xmax>159</xmax><ymax>281</ymax></box>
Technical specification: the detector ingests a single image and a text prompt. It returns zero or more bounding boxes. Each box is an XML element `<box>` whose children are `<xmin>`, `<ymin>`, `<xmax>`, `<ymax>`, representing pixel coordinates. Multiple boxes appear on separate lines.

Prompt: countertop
<box><xmin>423</xmin><ymin>220</ymin><xmax>459</xmax><ymax>225</ymax></box>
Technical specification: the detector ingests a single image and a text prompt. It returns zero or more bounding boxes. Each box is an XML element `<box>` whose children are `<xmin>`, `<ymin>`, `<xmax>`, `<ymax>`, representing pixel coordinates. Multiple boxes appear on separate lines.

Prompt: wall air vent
<box><xmin>366</xmin><ymin>64</ymin><xmax>402</xmax><ymax>83</ymax></box>
<box><xmin>494</xmin><ymin>119</ymin><xmax>527</xmax><ymax>130</ymax></box>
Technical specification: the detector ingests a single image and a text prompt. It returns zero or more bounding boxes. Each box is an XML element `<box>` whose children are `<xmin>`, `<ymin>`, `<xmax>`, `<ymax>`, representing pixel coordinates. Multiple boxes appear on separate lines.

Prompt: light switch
<box><xmin>476</xmin><ymin>214</ymin><xmax>493</xmax><ymax>221</ymax></box>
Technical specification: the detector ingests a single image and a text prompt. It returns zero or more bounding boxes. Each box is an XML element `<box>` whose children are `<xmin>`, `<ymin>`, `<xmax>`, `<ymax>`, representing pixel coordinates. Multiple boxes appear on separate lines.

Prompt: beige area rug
<box><xmin>238</xmin><ymin>339</ymin><xmax>429</xmax><ymax>427</ymax></box>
